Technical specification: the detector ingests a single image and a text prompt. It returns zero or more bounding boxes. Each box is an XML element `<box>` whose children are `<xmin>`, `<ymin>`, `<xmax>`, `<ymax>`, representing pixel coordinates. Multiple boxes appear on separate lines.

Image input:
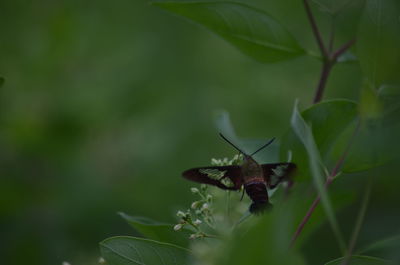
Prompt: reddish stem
<box><xmin>313</xmin><ymin>61</ymin><xmax>333</xmax><ymax>103</ymax></box>
<box><xmin>303</xmin><ymin>0</ymin><xmax>329</xmax><ymax>58</ymax></box>
<box><xmin>290</xmin><ymin>119</ymin><xmax>361</xmax><ymax>247</ymax></box>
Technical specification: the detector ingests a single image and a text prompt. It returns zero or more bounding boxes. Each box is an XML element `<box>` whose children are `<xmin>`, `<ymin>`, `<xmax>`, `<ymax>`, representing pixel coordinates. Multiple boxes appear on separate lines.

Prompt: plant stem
<box><xmin>290</xmin><ymin>175</ymin><xmax>334</xmax><ymax>248</ymax></box>
<box><xmin>202</xmin><ymin>233</ymin><xmax>219</xmax><ymax>239</ymax></box>
<box><xmin>313</xmin><ymin>61</ymin><xmax>333</xmax><ymax>103</ymax></box>
<box><xmin>303</xmin><ymin>0</ymin><xmax>331</xmax><ymax>104</ymax></box>
<box><xmin>341</xmin><ymin>177</ymin><xmax>372</xmax><ymax>265</ymax></box>
<box><xmin>332</xmin><ymin>39</ymin><xmax>356</xmax><ymax>61</ymax></box>
<box><xmin>290</xmin><ymin>119</ymin><xmax>361</xmax><ymax>247</ymax></box>
<box><xmin>303</xmin><ymin>0</ymin><xmax>356</xmax><ymax>103</ymax></box>
<box><xmin>312</xmin><ymin>39</ymin><xmax>356</xmax><ymax>103</ymax></box>
<box><xmin>303</xmin><ymin>0</ymin><xmax>329</xmax><ymax>58</ymax></box>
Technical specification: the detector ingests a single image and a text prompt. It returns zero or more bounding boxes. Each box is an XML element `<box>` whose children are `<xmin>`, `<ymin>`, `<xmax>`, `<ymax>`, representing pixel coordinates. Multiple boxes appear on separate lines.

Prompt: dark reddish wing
<box><xmin>261</xmin><ymin>163</ymin><xmax>296</xmax><ymax>189</ymax></box>
<box><xmin>182</xmin><ymin>165</ymin><xmax>242</xmax><ymax>190</ymax></box>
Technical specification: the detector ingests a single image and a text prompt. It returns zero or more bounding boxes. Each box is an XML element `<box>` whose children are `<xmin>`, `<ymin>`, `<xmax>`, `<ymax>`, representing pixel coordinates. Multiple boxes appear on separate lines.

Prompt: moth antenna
<box><xmin>219</xmin><ymin>133</ymin><xmax>246</xmax><ymax>155</ymax></box>
<box><xmin>250</xmin><ymin>137</ymin><xmax>275</xmax><ymax>156</ymax></box>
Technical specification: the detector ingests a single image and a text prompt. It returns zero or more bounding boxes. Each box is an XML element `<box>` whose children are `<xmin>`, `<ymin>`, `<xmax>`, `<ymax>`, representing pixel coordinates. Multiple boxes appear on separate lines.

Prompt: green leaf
<box><xmin>311</xmin><ymin>0</ymin><xmax>353</xmax><ymax>15</ymax></box>
<box><xmin>100</xmin><ymin>236</ymin><xmax>190</xmax><ymax>265</ymax></box>
<box><xmin>217</xmin><ymin>199</ymin><xmax>306</xmax><ymax>265</ymax></box>
<box><xmin>152</xmin><ymin>1</ymin><xmax>305</xmax><ymax>63</ymax></box>
<box><xmin>358</xmin><ymin>234</ymin><xmax>400</xmax><ymax>256</ymax></box>
<box><xmin>119</xmin><ymin>212</ymin><xmax>190</xmax><ymax>247</ymax></box>
<box><xmin>325</xmin><ymin>255</ymin><xmax>393</xmax><ymax>265</ymax></box>
<box><xmin>337</xmin><ymin>51</ymin><xmax>358</xmax><ymax>64</ymax></box>
<box><xmin>0</xmin><ymin>77</ymin><xmax>4</xmax><ymax>88</ymax></box>
<box><xmin>339</xmin><ymin>119</ymin><xmax>388</xmax><ymax>173</ymax></box>
<box><xmin>290</xmin><ymin>100</ymin><xmax>346</xmax><ymax>253</ymax></box>
<box><xmin>359</xmin><ymin>86</ymin><xmax>382</xmax><ymax>120</ymax></box>
<box><xmin>357</xmin><ymin>0</ymin><xmax>400</xmax><ymax>88</ymax></box>
<box><xmin>214</xmin><ymin>110</ymin><xmax>279</xmax><ymax>163</ymax></box>
<box><xmin>337</xmin><ymin>87</ymin><xmax>388</xmax><ymax>173</ymax></box>
<box><xmin>281</xmin><ymin>99</ymin><xmax>392</xmax><ymax>174</ymax></box>
<box><xmin>378</xmin><ymin>85</ymin><xmax>400</xmax><ymax>121</ymax></box>
<box><xmin>280</xmin><ymin>99</ymin><xmax>358</xmax><ymax>180</ymax></box>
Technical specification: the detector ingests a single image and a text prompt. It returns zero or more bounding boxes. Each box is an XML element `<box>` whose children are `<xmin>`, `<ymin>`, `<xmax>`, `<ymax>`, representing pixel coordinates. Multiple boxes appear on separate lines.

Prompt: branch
<box><xmin>341</xmin><ymin>177</ymin><xmax>372</xmax><ymax>265</ymax></box>
<box><xmin>290</xmin><ymin>168</ymin><xmax>334</xmax><ymax>247</ymax></box>
<box><xmin>312</xmin><ymin>62</ymin><xmax>333</xmax><ymax>104</ymax></box>
<box><xmin>303</xmin><ymin>0</ymin><xmax>329</xmax><ymax>58</ymax></box>
<box><xmin>290</xmin><ymin>119</ymin><xmax>361</xmax><ymax>247</ymax></box>
<box><xmin>312</xmin><ymin>39</ymin><xmax>356</xmax><ymax>103</ymax></box>
<box><xmin>332</xmin><ymin>39</ymin><xmax>356</xmax><ymax>62</ymax></box>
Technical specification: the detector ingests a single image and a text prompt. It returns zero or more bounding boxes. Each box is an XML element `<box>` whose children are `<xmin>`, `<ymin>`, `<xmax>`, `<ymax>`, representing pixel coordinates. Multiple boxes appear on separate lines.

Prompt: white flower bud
<box><xmin>211</xmin><ymin>158</ymin><xmax>219</xmax><ymax>165</ymax></box>
<box><xmin>193</xmin><ymin>219</ymin><xmax>202</xmax><ymax>225</ymax></box>
<box><xmin>191</xmin><ymin>201</ymin><xmax>200</xmax><ymax>209</ymax></box>
<box><xmin>201</xmin><ymin>203</ymin><xmax>209</xmax><ymax>211</ymax></box>
<box><xmin>176</xmin><ymin>211</ymin><xmax>186</xmax><ymax>218</ymax></box>
<box><xmin>206</xmin><ymin>194</ymin><xmax>212</xmax><ymax>202</ymax></box>
<box><xmin>98</xmin><ymin>257</ymin><xmax>106</xmax><ymax>264</ymax></box>
<box><xmin>189</xmin><ymin>234</ymin><xmax>198</xmax><ymax>239</ymax></box>
<box><xmin>173</xmin><ymin>224</ymin><xmax>183</xmax><ymax>231</ymax></box>
<box><xmin>190</xmin><ymin>187</ymin><xmax>199</xmax><ymax>193</ymax></box>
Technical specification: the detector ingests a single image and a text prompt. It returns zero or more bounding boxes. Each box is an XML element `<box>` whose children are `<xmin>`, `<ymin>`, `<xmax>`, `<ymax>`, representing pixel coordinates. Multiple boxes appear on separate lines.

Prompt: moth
<box><xmin>182</xmin><ymin>133</ymin><xmax>296</xmax><ymax>214</ymax></box>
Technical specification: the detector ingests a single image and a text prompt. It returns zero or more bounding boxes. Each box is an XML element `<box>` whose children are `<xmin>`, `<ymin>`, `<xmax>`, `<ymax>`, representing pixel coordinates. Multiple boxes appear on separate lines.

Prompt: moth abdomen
<box><xmin>245</xmin><ymin>182</ymin><xmax>268</xmax><ymax>203</ymax></box>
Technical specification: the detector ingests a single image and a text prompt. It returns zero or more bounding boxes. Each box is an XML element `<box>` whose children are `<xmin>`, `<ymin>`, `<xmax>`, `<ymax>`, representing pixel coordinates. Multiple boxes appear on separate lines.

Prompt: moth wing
<box><xmin>182</xmin><ymin>165</ymin><xmax>243</xmax><ymax>190</ymax></box>
<box><xmin>261</xmin><ymin>163</ymin><xmax>296</xmax><ymax>189</ymax></box>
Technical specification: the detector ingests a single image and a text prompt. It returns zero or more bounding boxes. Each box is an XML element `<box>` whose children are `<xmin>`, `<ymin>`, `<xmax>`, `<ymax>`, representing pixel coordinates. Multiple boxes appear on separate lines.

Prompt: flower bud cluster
<box><xmin>173</xmin><ymin>184</ymin><xmax>216</xmax><ymax>239</ymax></box>
<box><xmin>173</xmin><ymin>154</ymin><xmax>245</xmax><ymax>240</ymax></box>
<box><xmin>189</xmin><ymin>232</ymin><xmax>207</xmax><ymax>240</ymax></box>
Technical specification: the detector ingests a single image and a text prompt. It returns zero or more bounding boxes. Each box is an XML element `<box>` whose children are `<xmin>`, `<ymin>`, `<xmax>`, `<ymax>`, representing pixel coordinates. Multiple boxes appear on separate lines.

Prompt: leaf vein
<box><xmin>102</xmin><ymin>244</ymin><xmax>145</xmax><ymax>265</ymax></box>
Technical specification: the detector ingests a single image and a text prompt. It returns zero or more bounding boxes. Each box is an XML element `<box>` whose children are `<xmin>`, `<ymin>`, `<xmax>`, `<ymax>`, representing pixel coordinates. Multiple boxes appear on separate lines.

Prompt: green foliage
<box><xmin>358</xmin><ymin>234</ymin><xmax>400</xmax><ymax>260</ymax></box>
<box><xmin>152</xmin><ymin>1</ymin><xmax>305</xmax><ymax>63</ymax></box>
<box><xmin>100</xmin><ymin>236</ymin><xmax>190</xmax><ymax>265</ymax></box>
<box><xmin>290</xmin><ymin>100</ymin><xmax>347</xmax><ymax>253</ymax></box>
<box><xmin>4</xmin><ymin>0</ymin><xmax>399</xmax><ymax>264</ymax></box>
<box><xmin>311</xmin><ymin>0</ymin><xmax>353</xmax><ymax>15</ymax></box>
<box><xmin>97</xmin><ymin>1</ymin><xmax>400</xmax><ymax>263</ymax></box>
<box><xmin>357</xmin><ymin>0</ymin><xmax>400</xmax><ymax>87</ymax></box>
<box><xmin>281</xmin><ymin>100</ymin><xmax>358</xmax><ymax>179</ymax></box>
<box><xmin>324</xmin><ymin>255</ymin><xmax>393</xmax><ymax>265</ymax></box>
<box><xmin>118</xmin><ymin>212</ymin><xmax>191</xmax><ymax>247</ymax></box>
<box><xmin>216</xmin><ymin>201</ymin><xmax>306</xmax><ymax>265</ymax></box>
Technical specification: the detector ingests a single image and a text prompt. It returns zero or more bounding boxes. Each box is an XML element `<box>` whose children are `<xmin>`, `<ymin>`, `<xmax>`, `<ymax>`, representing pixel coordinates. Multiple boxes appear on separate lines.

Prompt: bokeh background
<box><xmin>1</xmin><ymin>0</ymin><xmax>398</xmax><ymax>265</ymax></box>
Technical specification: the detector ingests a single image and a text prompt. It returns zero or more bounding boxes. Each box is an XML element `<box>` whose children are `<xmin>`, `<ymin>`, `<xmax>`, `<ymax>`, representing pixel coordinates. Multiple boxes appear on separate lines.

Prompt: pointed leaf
<box><xmin>357</xmin><ymin>0</ymin><xmax>400</xmax><ymax>87</ymax></box>
<box><xmin>217</xmin><ymin>199</ymin><xmax>306</xmax><ymax>265</ymax></box>
<box><xmin>358</xmin><ymin>234</ymin><xmax>400</xmax><ymax>257</ymax></box>
<box><xmin>100</xmin><ymin>236</ymin><xmax>190</xmax><ymax>265</ymax></box>
<box><xmin>153</xmin><ymin>1</ymin><xmax>305</xmax><ymax>63</ymax></box>
<box><xmin>118</xmin><ymin>212</ymin><xmax>190</xmax><ymax>247</ymax></box>
<box><xmin>290</xmin><ymin>100</ymin><xmax>346</xmax><ymax>253</ymax></box>
<box><xmin>325</xmin><ymin>255</ymin><xmax>393</xmax><ymax>265</ymax></box>
<box><xmin>280</xmin><ymin>100</ymin><xmax>358</xmax><ymax>180</ymax></box>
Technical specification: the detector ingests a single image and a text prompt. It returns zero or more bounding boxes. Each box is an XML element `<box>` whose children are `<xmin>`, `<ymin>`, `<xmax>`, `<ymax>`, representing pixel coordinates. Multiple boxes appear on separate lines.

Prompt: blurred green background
<box><xmin>1</xmin><ymin>0</ymin><xmax>398</xmax><ymax>265</ymax></box>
